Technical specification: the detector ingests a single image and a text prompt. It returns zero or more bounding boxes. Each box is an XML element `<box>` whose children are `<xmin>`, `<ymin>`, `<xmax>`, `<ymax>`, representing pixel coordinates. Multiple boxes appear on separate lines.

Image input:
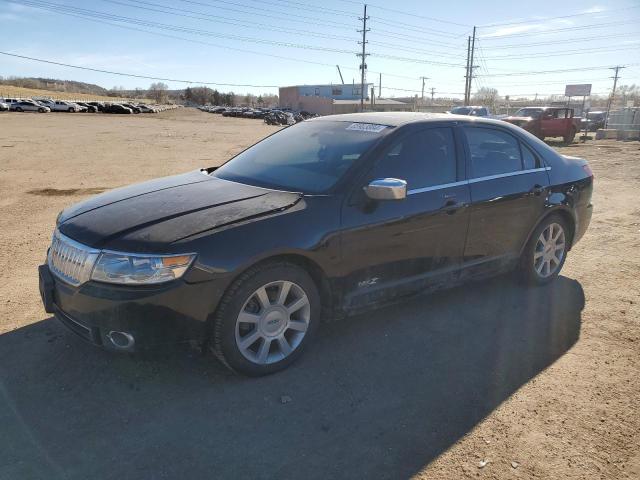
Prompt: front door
<box><xmin>340</xmin><ymin>125</ymin><xmax>470</xmax><ymax>309</ymax></box>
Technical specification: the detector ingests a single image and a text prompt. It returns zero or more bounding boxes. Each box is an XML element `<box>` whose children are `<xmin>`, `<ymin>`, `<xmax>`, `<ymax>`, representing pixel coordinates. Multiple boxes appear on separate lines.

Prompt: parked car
<box><xmin>121</xmin><ymin>103</ymin><xmax>142</xmax><ymax>114</ymax></box>
<box><xmin>103</xmin><ymin>103</ymin><xmax>133</xmax><ymax>114</ymax></box>
<box><xmin>137</xmin><ymin>104</ymin><xmax>157</xmax><ymax>113</ymax></box>
<box><xmin>10</xmin><ymin>100</ymin><xmax>50</xmax><ymax>113</ymax></box>
<box><xmin>450</xmin><ymin>105</ymin><xmax>491</xmax><ymax>117</ymax></box>
<box><xmin>86</xmin><ymin>101</ymin><xmax>106</xmax><ymax>112</ymax></box>
<box><xmin>503</xmin><ymin>107</ymin><xmax>580</xmax><ymax>143</ymax></box>
<box><xmin>0</xmin><ymin>102</ymin><xmax>8</xmax><ymax>111</ymax></box>
<box><xmin>580</xmin><ymin>111</ymin><xmax>607</xmax><ymax>131</ymax></box>
<box><xmin>35</xmin><ymin>99</ymin><xmax>56</xmax><ymax>110</ymax></box>
<box><xmin>76</xmin><ymin>102</ymin><xmax>98</xmax><ymax>113</ymax></box>
<box><xmin>39</xmin><ymin>113</ymin><xmax>593</xmax><ymax>375</ymax></box>
<box><xmin>50</xmin><ymin>100</ymin><xmax>81</xmax><ymax>112</ymax></box>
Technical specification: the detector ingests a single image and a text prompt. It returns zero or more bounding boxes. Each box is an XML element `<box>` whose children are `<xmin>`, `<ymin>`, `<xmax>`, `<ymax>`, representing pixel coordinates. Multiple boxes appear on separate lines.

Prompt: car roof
<box><xmin>310</xmin><ymin>111</ymin><xmax>510</xmax><ymax>129</ymax></box>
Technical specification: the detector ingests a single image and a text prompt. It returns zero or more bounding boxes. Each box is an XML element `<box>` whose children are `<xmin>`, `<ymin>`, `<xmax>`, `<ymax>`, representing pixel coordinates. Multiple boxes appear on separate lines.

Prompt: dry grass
<box><xmin>0</xmin><ymin>85</ymin><xmax>153</xmax><ymax>103</ymax></box>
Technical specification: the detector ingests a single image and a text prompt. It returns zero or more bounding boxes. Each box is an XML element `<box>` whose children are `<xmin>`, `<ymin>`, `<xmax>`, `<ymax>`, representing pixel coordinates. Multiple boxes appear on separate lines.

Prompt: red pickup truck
<box><xmin>503</xmin><ymin>107</ymin><xmax>580</xmax><ymax>143</ymax></box>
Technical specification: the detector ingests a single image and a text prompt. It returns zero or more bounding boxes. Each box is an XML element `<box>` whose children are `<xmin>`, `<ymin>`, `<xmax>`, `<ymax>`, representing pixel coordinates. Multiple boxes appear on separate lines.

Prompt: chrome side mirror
<box><xmin>364</xmin><ymin>178</ymin><xmax>407</xmax><ymax>201</ymax></box>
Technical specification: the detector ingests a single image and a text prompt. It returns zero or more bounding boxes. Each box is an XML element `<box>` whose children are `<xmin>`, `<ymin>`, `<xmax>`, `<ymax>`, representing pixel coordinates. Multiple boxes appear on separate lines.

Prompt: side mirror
<box><xmin>364</xmin><ymin>178</ymin><xmax>407</xmax><ymax>201</ymax></box>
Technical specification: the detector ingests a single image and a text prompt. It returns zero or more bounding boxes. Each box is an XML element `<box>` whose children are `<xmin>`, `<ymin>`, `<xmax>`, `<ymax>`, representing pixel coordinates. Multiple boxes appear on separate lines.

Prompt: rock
<box><xmin>511</xmin><ymin>461</ymin><xmax>520</xmax><ymax>469</ymax></box>
<box><xmin>478</xmin><ymin>459</ymin><xmax>489</xmax><ymax>468</ymax></box>
<box><xmin>280</xmin><ymin>395</ymin><xmax>292</xmax><ymax>404</ymax></box>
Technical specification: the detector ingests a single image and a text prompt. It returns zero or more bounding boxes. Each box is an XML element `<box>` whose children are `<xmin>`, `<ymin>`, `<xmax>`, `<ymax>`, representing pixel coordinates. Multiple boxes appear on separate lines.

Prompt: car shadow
<box><xmin>0</xmin><ymin>275</ymin><xmax>584</xmax><ymax>480</ymax></box>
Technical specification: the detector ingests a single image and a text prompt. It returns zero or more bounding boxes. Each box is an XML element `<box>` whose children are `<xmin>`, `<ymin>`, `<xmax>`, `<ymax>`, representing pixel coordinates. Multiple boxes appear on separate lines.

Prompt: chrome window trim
<box><xmin>467</xmin><ymin>167</ymin><xmax>550</xmax><ymax>184</ymax></box>
<box><xmin>407</xmin><ymin>180</ymin><xmax>468</xmax><ymax>195</ymax></box>
<box><xmin>406</xmin><ymin>167</ymin><xmax>551</xmax><ymax>196</ymax></box>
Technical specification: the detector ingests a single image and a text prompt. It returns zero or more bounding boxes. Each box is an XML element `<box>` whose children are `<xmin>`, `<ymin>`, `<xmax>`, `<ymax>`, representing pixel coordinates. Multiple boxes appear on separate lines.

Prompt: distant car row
<box><xmin>0</xmin><ymin>98</ymin><xmax>181</xmax><ymax>114</ymax></box>
<box><xmin>449</xmin><ymin>105</ymin><xmax>608</xmax><ymax>141</ymax></box>
<box><xmin>198</xmin><ymin>105</ymin><xmax>317</xmax><ymax>125</ymax></box>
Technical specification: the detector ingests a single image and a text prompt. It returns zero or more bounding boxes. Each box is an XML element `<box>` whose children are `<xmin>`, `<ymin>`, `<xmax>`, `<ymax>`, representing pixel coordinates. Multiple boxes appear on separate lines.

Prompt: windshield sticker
<box><xmin>346</xmin><ymin>123</ymin><xmax>388</xmax><ymax>133</ymax></box>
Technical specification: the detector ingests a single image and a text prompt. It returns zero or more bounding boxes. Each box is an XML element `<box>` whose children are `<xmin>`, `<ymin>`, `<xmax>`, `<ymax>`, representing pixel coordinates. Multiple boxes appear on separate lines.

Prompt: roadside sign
<box><xmin>565</xmin><ymin>84</ymin><xmax>592</xmax><ymax>97</ymax></box>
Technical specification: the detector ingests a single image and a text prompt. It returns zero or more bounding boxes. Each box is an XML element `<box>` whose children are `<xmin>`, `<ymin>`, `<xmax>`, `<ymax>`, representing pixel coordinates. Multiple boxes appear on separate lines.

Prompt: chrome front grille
<box><xmin>47</xmin><ymin>230</ymin><xmax>100</xmax><ymax>286</ymax></box>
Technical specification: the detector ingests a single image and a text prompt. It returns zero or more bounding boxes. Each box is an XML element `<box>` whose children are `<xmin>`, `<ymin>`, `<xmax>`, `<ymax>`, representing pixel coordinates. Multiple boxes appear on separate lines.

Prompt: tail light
<box><xmin>582</xmin><ymin>164</ymin><xmax>593</xmax><ymax>177</ymax></box>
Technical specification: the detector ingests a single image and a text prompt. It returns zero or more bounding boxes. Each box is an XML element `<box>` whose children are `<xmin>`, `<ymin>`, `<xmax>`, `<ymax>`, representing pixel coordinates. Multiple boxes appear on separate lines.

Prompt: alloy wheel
<box><xmin>235</xmin><ymin>280</ymin><xmax>310</xmax><ymax>365</ymax></box>
<box><xmin>534</xmin><ymin>222</ymin><xmax>566</xmax><ymax>278</ymax></box>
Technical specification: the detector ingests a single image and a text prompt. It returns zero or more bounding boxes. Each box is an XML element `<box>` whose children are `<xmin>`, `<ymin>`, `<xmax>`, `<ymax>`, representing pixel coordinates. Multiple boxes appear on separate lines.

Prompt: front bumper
<box><xmin>39</xmin><ymin>264</ymin><xmax>220</xmax><ymax>351</ymax></box>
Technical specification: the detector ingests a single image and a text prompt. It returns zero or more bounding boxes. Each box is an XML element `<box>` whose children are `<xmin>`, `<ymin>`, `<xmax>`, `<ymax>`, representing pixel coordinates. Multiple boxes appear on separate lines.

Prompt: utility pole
<box><xmin>464</xmin><ymin>36</ymin><xmax>471</xmax><ymax>105</ymax></box>
<box><xmin>336</xmin><ymin>65</ymin><xmax>345</xmax><ymax>84</ymax></box>
<box><xmin>420</xmin><ymin>76</ymin><xmax>429</xmax><ymax>102</ymax></box>
<box><xmin>378</xmin><ymin>72</ymin><xmax>381</xmax><ymax>99</ymax></box>
<box><xmin>430</xmin><ymin>87</ymin><xmax>436</xmax><ymax>104</ymax></box>
<box><xmin>357</xmin><ymin>4</ymin><xmax>370</xmax><ymax>112</ymax></box>
<box><xmin>468</xmin><ymin>26</ymin><xmax>477</xmax><ymax>105</ymax></box>
<box><xmin>605</xmin><ymin>65</ymin><xmax>624</xmax><ymax>129</ymax></box>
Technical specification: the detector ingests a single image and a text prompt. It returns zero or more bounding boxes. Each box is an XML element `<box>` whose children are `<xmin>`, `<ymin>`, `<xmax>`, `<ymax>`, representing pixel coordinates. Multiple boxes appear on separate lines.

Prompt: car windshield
<box><xmin>212</xmin><ymin>120</ymin><xmax>389</xmax><ymax>193</ymax></box>
<box><xmin>514</xmin><ymin>108</ymin><xmax>543</xmax><ymax>118</ymax></box>
<box><xmin>451</xmin><ymin>107</ymin><xmax>471</xmax><ymax>115</ymax></box>
<box><xmin>587</xmin><ymin>112</ymin><xmax>604</xmax><ymax>120</ymax></box>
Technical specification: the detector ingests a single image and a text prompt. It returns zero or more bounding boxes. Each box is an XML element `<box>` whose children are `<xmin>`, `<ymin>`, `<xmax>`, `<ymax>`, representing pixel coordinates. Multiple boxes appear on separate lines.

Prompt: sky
<box><xmin>1</xmin><ymin>0</ymin><xmax>639</xmax><ymax>99</ymax></box>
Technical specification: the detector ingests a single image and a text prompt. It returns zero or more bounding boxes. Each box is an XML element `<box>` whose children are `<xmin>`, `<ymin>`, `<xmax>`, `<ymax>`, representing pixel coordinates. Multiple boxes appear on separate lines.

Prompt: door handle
<box><xmin>530</xmin><ymin>184</ymin><xmax>545</xmax><ymax>196</ymax></box>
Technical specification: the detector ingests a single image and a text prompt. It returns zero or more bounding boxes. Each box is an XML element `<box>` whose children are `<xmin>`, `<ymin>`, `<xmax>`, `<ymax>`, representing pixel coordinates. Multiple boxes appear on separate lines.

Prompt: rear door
<box><xmin>340</xmin><ymin>125</ymin><xmax>470</xmax><ymax>307</ymax></box>
<box><xmin>461</xmin><ymin>125</ymin><xmax>549</xmax><ymax>277</ymax></box>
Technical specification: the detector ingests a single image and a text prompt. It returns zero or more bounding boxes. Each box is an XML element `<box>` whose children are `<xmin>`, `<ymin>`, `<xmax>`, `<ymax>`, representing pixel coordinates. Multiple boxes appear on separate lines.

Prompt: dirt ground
<box><xmin>0</xmin><ymin>108</ymin><xmax>638</xmax><ymax>480</ymax></box>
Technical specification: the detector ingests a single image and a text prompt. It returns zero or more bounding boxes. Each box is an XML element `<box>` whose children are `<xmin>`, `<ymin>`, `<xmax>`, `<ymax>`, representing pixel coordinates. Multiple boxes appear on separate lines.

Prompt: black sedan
<box><xmin>39</xmin><ymin>113</ymin><xmax>593</xmax><ymax>376</ymax></box>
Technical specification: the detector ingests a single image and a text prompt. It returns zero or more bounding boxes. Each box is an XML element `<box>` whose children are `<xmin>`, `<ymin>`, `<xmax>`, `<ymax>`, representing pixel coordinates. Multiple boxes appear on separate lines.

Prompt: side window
<box><xmin>521</xmin><ymin>142</ymin><xmax>539</xmax><ymax>170</ymax></box>
<box><xmin>463</xmin><ymin>127</ymin><xmax>522</xmax><ymax>178</ymax></box>
<box><xmin>371</xmin><ymin>127</ymin><xmax>457</xmax><ymax>189</ymax></box>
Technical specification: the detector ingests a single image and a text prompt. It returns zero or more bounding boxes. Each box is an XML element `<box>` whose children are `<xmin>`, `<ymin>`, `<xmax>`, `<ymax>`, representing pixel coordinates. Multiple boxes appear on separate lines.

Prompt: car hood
<box><xmin>58</xmin><ymin>170</ymin><xmax>302</xmax><ymax>251</ymax></box>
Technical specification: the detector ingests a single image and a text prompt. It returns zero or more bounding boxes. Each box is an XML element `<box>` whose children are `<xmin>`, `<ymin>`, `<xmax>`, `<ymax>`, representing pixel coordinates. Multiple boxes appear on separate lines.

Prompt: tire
<box><xmin>563</xmin><ymin>128</ymin><xmax>576</xmax><ymax>144</ymax></box>
<box><xmin>519</xmin><ymin>214</ymin><xmax>569</xmax><ymax>285</ymax></box>
<box><xmin>210</xmin><ymin>261</ymin><xmax>321</xmax><ymax>376</ymax></box>
<box><xmin>68</xmin><ymin>107</ymin><xmax>75</xmax><ymax>113</ymax></box>
<box><xmin>16</xmin><ymin>107</ymin><xmax>23</xmax><ymax>112</ymax></box>
<box><xmin>38</xmin><ymin>107</ymin><xmax>45</xmax><ymax>113</ymax></box>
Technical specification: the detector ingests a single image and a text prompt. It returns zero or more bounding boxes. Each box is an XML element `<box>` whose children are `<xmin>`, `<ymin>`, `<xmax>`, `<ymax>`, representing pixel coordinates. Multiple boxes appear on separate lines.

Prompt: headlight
<box><xmin>90</xmin><ymin>252</ymin><xmax>196</xmax><ymax>285</ymax></box>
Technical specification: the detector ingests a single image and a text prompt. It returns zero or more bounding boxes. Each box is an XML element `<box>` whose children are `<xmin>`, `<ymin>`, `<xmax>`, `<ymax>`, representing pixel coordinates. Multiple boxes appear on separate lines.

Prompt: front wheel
<box><xmin>519</xmin><ymin>215</ymin><xmax>569</xmax><ymax>285</ymax></box>
<box><xmin>15</xmin><ymin>107</ymin><xmax>23</xmax><ymax>112</ymax></box>
<box><xmin>210</xmin><ymin>262</ymin><xmax>320</xmax><ymax>376</ymax></box>
<box><xmin>38</xmin><ymin>107</ymin><xmax>45</xmax><ymax>113</ymax></box>
<box><xmin>68</xmin><ymin>107</ymin><xmax>75</xmax><ymax>112</ymax></box>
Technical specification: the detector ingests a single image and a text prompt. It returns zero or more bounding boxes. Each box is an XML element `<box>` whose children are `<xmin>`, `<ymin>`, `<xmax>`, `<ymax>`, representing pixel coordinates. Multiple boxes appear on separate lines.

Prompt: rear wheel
<box><xmin>563</xmin><ymin>127</ymin><xmax>576</xmax><ymax>144</ymax></box>
<box><xmin>210</xmin><ymin>262</ymin><xmax>320</xmax><ymax>376</ymax></box>
<box><xmin>38</xmin><ymin>107</ymin><xmax>45</xmax><ymax>113</ymax></box>
<box><xmin>519</xmin><ymin>214</ymin><xmax>569</xmax><ymax>285</ymax></box>
<box><xmin>15</xmin><ymin>107</ymin><xmax>23</xmax><ymax>112</ymax></box>
<box><xmin>68</xmin><ymin>107</ymin><xmax>75</xmax><ymax>113</ymax></box>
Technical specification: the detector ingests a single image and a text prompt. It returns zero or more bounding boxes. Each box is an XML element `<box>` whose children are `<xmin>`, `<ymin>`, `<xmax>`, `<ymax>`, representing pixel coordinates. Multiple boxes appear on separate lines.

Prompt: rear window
<box><xmin>463</xmin><ymin>127</ymin><xmax>523</xmax><ymax>178</ymax></box>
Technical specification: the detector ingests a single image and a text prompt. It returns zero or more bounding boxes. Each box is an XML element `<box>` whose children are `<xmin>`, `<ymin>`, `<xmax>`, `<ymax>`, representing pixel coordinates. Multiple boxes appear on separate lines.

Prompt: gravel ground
<box><xmin>0</xmin><ymin>108</ymin><xmax>638</xmax><ymax>480</ymax></box>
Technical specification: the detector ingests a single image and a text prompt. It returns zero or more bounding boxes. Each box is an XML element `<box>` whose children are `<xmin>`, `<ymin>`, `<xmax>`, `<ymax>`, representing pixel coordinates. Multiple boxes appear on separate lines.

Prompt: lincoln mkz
<box><xmin>39</xmin><ymin>113</ymin><xmax>593</xmax><ymax>375</ymax></box>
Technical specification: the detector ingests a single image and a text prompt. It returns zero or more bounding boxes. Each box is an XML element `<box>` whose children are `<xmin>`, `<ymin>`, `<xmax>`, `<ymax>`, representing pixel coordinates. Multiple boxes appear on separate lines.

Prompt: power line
<box><xmin>483</xmin><ymin>44</ymin><xmax>640</xmax><ymax>60</ymax></box>
<box><xmin>368</xmin><ymin>17</ymin><xmax>463</xmax><ymax>38</ymax></box>
<box><xmin>478</xmin><ymin>32</ymin><xmax>640</xmax><ymax>50</ymax></box>
<box><xmin>98</xmin><ymin>0</ymin><xmax>357</xmax><ymax>41</ymax></box>
<box><xmin>332</xmin><ymin>0</ymin><xmax>470</xmax><ymax>27</ymax></box>
<box><xmin>0</xmin><ymin>50</ymin><xmax>280</xmax><ymax>88</ymax></box>
<box><xmin>176</xmin><ymin>0</ymin><xmax>356</xmax><ymax>27</ymax></box>
<box><xmin>174</xmin><ymin>0</ymin><xmax>354</xmax><ymax>29</ymax></box>
<box><xmin>9</xmin><ymin>0</ymin><xmax>358</xmax><ymax>55</ymax></box>
<box><xmin>477</xmin><ymin>64</ymin><xmax>639</xmax><ymax>77</ymax></box>
<box><xmin>481</xmin><ymin>18</ymin><xmax>640</xmax><ymax>39</ymax></box>
<box><xmin>3</xmin><ymin>0</ymin><xmax>422</xmax><ymax>88</ymax></box>
<box><xmin>242</xmin><ymin>0</ymin><xmax>357</xmax><ymax>17</ymax></box>
<box><xmin>479</xmin><ymin>4</ymin><xmax>640</xmax><ymax>28</ymax></box>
